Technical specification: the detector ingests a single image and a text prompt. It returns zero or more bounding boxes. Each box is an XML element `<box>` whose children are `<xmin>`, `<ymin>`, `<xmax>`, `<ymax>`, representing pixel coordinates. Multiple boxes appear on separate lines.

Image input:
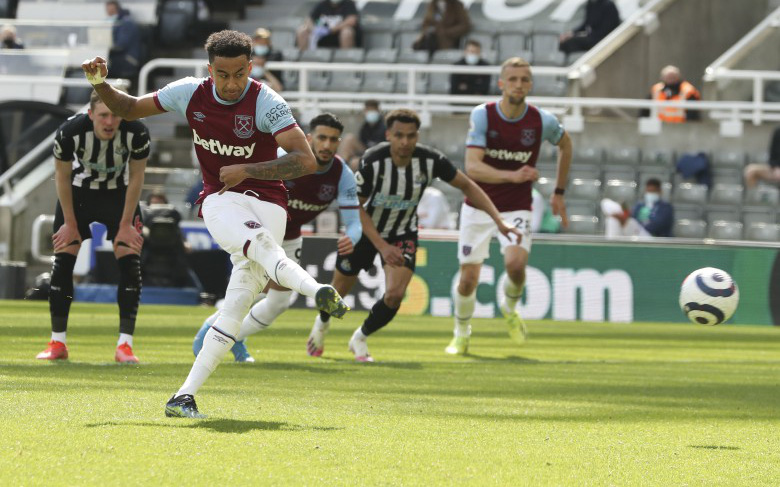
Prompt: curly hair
<box><xmin>204</xmin><ymin>30</ymin><xmax>252</xmax><ymax>63</ymax></box>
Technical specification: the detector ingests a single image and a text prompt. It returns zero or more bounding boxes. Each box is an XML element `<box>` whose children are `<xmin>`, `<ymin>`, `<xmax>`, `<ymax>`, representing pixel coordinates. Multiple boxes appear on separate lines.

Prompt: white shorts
<box><xmin>201</xmin><ymin>191</ymin><xmax>288</xmax><ymax>291</ymax></box>
<box><xmin>457</xmin><ymin>205</ymin><xmax>533</xmax><ymax>264</ymax></box>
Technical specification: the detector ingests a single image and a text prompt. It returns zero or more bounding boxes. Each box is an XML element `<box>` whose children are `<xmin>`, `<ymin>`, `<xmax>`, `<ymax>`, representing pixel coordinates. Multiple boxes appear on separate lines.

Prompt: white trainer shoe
<box><xmin>307</xmin><ymin>316</ymin><xmax>330</xmax><ymax>357</ymax></box>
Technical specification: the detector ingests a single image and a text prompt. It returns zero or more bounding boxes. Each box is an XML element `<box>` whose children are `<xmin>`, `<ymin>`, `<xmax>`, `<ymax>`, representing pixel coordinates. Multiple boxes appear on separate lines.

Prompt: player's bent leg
<box><xmin>238</xmin><ymin>287</ymin><xmax>292</xmax><ymax>340</ymax></box>
<box><xmin>308</xmin><ymin>271</ymin><xmax>358</xmax><ymax>357</ymax></box>
<box><xmin>192</xmin><ymin>310</ymin><xmax>218</xmax><ymax>357</ymax></box>
<box><xmin>502</xmin><ymin>247</ymin><xmax>529</xmax><ymax>345</ymax></box>
<box><xmin>38</xmin><ymin>251</ymin><xmax>78</xmax><ymax>360</ymax></box>
<box><xmin>115</xmin><ymin>253</ymin><xmax>141</xmax><ymax>363</ymax></box>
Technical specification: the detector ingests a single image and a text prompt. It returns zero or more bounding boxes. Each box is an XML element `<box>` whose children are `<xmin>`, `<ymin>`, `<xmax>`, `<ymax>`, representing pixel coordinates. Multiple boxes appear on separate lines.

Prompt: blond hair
<box><xmin>500</xmin><ymin>57</ymin><xmax>532</xmax><ymax>77</ymax></box>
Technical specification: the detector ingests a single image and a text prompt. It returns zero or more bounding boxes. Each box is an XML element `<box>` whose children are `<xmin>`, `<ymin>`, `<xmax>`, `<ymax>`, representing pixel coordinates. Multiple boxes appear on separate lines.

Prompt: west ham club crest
<box><xmin>317</xmin><ymin>184</ymin><xmax>336</xmax><ymax>201</ymax></box>
<box><xmin>520</xmin><ymin>129</ymin><xmax>536</xmax><ymax>147</ymax></box>
<box><xmin>233</xmin><ymin>115</ymin><xmax>255</xmax><ymax>139</ymax></box>
<box><xmin>462</xmin><ymin>245</ymin><xmax>472</xmax><ymax>256</ymax></box>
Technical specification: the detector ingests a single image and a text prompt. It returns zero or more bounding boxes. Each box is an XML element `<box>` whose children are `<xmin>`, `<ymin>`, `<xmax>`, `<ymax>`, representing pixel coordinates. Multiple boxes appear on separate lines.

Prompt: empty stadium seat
<box><xmin>567</xmin><ymin>199</ymin><xmax>598</xmax><ymax>217</ymax></box>
<box><xmin>361</xmin><ymin>72</ymin><xmax>396</xmax><ymax>93</ymax></box>
<box><xmin>603</xmin><ymin>180</ymin><xmax>637</xmax><ymax>203</ymax></box>
<box><xmin>271</xmin><ymin>30</ymin><xmax>296</xmax><ymax>49</ymax></box>
<box><xmin>711</xmin><ymin>167</ymin><xmax>742</xmax><ymax>185</ymax></box>
<box><xmin>569</xmin><ymin>163</ymin><xmax>601</xmax><ymax>180</ymax></box>
<box><xmin>281</xmin><ymin>47</ymin><xmax>300</xmax><ymax>62</ymax></box>
<box><xmin>536</xmin><ymin>162</ymin><xmax>557</xmax><ymax>179</ymax></box>
<box><xmin>708</xmin><ymin>221</ymin><xmax>743</xmax><ymax>240</ymax></box>
<box><xmin>574</xmin><ymin>147</ymin><xmax>604</xmax><ymax>164</ymax></box>
<box><xmin>365</xmin><ymin>48</ymin><xmax>398</xmax><ymax>64</ymax></box>
<box><xmin>742</xmin><ymin>206</ymin><xmax>777</xmax><ymax>226</ymax></box>
<box><xmin>608</xmin><ymin>147</ymin><xmax>641</xmax><ymax>165</ymax></box>
<box><xmin>333</xmin><ymin>48</ymin><xmax>366</xmax><ymax>63</ymax></box>
<box><xmin>641</xmin><ymin>148</ymin><xmax>675</xmax><ymax>167</ymax></box>
<box><xmin>362</xmin><ymin>26</ymin><xmax>395</xmax><ymax>50</ymax></box>
<box><xmin>674</xmin><ymin>219</ymin><xmax>707</xmax><ymax>239</ymax></box>
<box><xmin>566</xmin><ymin>215</ymin><xmax>599</xmax><ymax>235</ymax></box>
<box><xmin>468</xmin><ymin>31</ymin><xmax>496</xmax><ymax>51</ymax></box>
<box><xmin>431</xmin><ymin>49</ymin><xmax>463</xmax><ymax>64</ymax></box>
<box><xmin>329</xmin><ymin>72</ymin><xmax>363</xmax><ymax>92</ymax></box>
<box><xmin>709</xmin><ymin>183</ymin><xmax>743</xmax><ymax>205</ymax></box>
<box><xmin>745</xmin><ymin>185</ymin><xmax>780</xmax><ymax>205</ymax></box>
<box><xmin>569</xmin><ymin>178</ymin><xmax>602</xmax><ymax>200</ymax></box>
<box><xmin>531</xmin><ymin>75</ymin><xmax>567</xmax><ymax>96</ymax></box>
<box><xmin>299</xmin><ymin>48</ymin><xmax>333</xmax><ymax>63</ymax></box>
<box><xmin>536</xmin><ymin>177</ymin><xmax>555</xmax><ymax>197</ymax></box>
<box><xmin>530</xmin><ymin>33</ymin><xmax>565</xmax><ymax>66</ymax></box>
<box><xmin>746</xmin><ymin>222</ymin><xmax>780</xmax><ymax>241</ymax></box>
<box><xmin>602</xmin><ymin>164</ymin><xmax>635</xmax><ymax>182</ymax></box>
<box><xmin>395</xmin><ymin>50</ymin><xmax>429</xmax><ymax>93</ymax></box>
<box><xmin>673</xmin><ymin>183</ymin><xmax>708</xmax><ymax>204</ymax></box>
<box><xmin>706</xmin><ymin>206</ymin><xmax>741</xmax><ymax>225</ymax></box>
<box><xmin>307</xmin><ymin>71</ymin><xmax>331</xmax><ymax>91</ymax></box>
<box><xmin>427</xmin><ymin>72</ymin><xmax>451</xmax><ymax>94</ymax></box>
<box><xmin>674</xmin><ymin>204</ymin><xmax>704</xmax><ymax>220</ymax></box>
<box><xmin>712</xmin><ymin>150</ymin><xmax>745</xmax><ymax>168</ymax></box>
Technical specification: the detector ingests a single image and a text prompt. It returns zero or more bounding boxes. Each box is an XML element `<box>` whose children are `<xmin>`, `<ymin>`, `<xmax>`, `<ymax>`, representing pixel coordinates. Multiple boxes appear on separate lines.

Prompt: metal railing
<box><xmin>137</xmin><ymin>58</ymin><xmax>780</xmax><ymax>126</ymax></box>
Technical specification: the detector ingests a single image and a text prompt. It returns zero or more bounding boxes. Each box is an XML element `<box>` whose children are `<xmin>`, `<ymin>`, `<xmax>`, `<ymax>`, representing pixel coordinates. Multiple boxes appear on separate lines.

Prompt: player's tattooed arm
<box><xmin>82</xmin><ymin>57</ymin><xmax>165</xmax><ymax>120</ymax></box>
<box><xmin>244</xmin><ymin>153</ymin><xmax>311</xmax><ymax>180</ymax></box>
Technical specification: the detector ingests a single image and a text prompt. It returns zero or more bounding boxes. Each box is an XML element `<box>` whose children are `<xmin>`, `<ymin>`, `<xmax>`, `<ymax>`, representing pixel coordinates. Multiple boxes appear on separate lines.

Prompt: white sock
<box><xmin>453</xmin><ymin>290</ymin><xmax>475</xmax><ymax>337</ymax></box>
<box><xmin>176</xmin><ymin>317</ymin><xmax>238</xmax><ymax>397</ymax></box>
<box><xmin>237</xmin><ymin>289</ymin><xmax>292</xmax><ymax>340</ymax></box>
<box><xmin>314</xmin><ymin>314</ymin><xmax>330</xmax><ymax>332</ymax></box>
<box><xmin>246</xmin><ymin>231</ymin><xmax>322</xmax><ymax>298</ymax></box>
<box><xmin>117</xmin><ymin>333</ymin><xmax>133</xmax><ymax>347</ymax></box>
<box><xmin>352</xmin><ymin>327</ymin><xmax>367</xmax><ymax>341</ymax></box>
<box><xmin>503</xmin><ymin>279</ymin><xmax>523</xmax><ymax>313</ymax></box>
<box><xmin>51</xmin><ymin>331</ymin><xmax>66</xmax><ymax>344</ymax></box>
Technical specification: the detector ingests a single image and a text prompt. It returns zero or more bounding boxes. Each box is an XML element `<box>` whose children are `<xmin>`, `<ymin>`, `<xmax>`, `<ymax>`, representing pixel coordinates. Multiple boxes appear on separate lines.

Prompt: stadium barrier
<box><xmin>290</xmin><ymin>236</ymin><xmax>780</xmax><ymax>326</ymax></box>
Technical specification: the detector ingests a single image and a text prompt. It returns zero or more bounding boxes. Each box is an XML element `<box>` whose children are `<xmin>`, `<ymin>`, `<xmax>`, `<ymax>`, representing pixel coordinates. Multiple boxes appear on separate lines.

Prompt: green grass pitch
<box><xmin>1</xmin><ymin>300</ymin><xmax>779</xmax><ymax>486</ymax></box>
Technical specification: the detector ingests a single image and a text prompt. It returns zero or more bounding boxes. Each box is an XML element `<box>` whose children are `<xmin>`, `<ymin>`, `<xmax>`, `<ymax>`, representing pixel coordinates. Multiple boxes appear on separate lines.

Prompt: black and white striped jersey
<box><xmin>357</xmin><ymin>141</ymin><xmax>458</xmax><ymax>238</ymax></box>
<box><xmin>53</xmin><ymin>113</ymin><xmax>151</xmax><ymax>191</ymax></box>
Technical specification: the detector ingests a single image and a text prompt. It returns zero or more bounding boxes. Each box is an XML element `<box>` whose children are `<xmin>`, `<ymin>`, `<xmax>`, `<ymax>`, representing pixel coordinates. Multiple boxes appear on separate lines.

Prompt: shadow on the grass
<box><xmin>688</xmin><ymin>445</ymin><xmax>740</xmax><ymax>451</ymax></box>
<box><xmin>86</xmin><ymin>419</ymin><xmax>342</xmax><ymax>434</ymax></box>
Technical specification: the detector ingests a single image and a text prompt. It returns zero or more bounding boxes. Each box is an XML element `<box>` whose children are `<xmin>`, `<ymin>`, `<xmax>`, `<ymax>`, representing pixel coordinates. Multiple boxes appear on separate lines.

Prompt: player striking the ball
<box><xmin>83</xmin><ymin>30</ymin><xmax>349</xmax><ymax>418</ymax></box>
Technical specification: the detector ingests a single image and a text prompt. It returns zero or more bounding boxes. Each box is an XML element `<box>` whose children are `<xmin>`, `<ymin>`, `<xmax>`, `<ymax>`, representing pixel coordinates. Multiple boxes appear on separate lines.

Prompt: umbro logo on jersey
<box><xmin>193</xmin><ymin>112</ymin><xmax>206</xmax><ymax>122</ymax></box>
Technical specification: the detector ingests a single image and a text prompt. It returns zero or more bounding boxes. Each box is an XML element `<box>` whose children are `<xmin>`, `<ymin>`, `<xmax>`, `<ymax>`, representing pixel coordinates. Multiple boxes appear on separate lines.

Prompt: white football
<box><xmin>679</xmin><ymin>267</ymin><xmax>739</xmax><ymax>325</ymax></box>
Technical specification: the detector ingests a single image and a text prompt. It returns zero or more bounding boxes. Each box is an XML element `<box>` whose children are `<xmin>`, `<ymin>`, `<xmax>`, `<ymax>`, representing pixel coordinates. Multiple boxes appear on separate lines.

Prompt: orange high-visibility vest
<box><xmin>651</xmin><ymin>81</ymin><xmax>701</xmax><ymax>123</ymax></box>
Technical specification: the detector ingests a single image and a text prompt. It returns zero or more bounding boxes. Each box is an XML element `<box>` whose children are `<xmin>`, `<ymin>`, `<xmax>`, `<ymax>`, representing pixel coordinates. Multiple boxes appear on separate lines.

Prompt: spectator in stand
<box><xmin>250</xmin><ymin>28</ymin><xmax>284</xmax><ymax>91</ymax></box>
<box><xmin>1</xmin><ymin>24</ymin><xmax>24</xmax><ymax>49</ymax></box>
<box><xmin>641</xmin><ymin>65</ymin><xmax>701</xmax><ymax>123</ymax></box>
<box><xmin>418</xmin><ymin>186</ymin><xmax>454</xmax><ymax>230</ymax></box>
<box><xmin>338</xmin><ymin>99</ymin><xmax>386</xmax><ymax>171</ymax></box>
<box><xmin>600</xmin><ymin>178</ymin><xmax>674</xmax><ymax>239</ymax></box>
<box><xmin>744</xmin><ymin>126</ymin><xmax>780</xmax><ymax>188</ymax></box>
<box><xmin>450</xmin><ymin>39</ymin><xmax>491</xmax><ymax>96</ymax></box>
<box><xmin>413</xmin><ymin>0</ymin><xmax>471</xmax><ymax>54</ymax></box>
<box><xmin>558</xmin><ymin>0</ymin><xmax>620</xmax><ymax>55</ymax></box>
<box><xmin>296</xmin><ymin>0</ymin><xmax>361</xmax><ymax>50</ymax></box>
<box><xmin>105</xmin><ymin>1</ymin><xmax>143</xmax><ymax>86</ymax></box>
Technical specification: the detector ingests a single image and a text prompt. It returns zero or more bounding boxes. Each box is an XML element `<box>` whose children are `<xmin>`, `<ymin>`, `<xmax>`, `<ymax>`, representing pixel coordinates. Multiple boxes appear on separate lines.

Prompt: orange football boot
<box><xmin>36</xmin><ymin>340</ymin><xmax>69</xmax><ymax>360</ymax></box>
<box><xmin>115</xmin><ymin>343</ymin><xmax>139</xmax><ymax>364</ymax></box>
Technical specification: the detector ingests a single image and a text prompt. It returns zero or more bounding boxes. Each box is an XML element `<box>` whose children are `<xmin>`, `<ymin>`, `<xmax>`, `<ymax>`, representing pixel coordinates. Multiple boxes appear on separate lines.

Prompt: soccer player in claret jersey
<box><xmin>82</xmin><ymin>30</ymin><xmax>349</xmax><ymax>418</ymax></box>
<box><xmin>447</xmin><ymin>57</ymin><xmax>572</xmax><ymax>355</ymax></box>
<box><xmin>192</xmin><ymin>112</ymin><xmax>362</xmax><ymax>361</ymax></box>
<box><xmin>308</xmin><ymin>108</ymin><xmax>523</xmax><ymax>362</ymax></box>
<box><xmin>36</xmin><ymin>90</ymin><xmax>149</xmax><ymax>363</ymax></box>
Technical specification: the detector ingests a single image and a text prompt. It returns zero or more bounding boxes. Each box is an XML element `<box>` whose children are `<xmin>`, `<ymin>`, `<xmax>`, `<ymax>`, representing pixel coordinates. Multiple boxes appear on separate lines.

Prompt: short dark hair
<box><xmin>105</xmin><ymin>1</ymin><xmax>120</xmax><ymax>9</ymax></box>
<box><xmin>205</xmin><ymin>30</ymin><xmax>252</xmax><ymax>63</ymax></box>
<box><xmin>646</xmin><ymin>178</ymin><xmax>662</xmax><ymax>190</ymax></box>
<box><xmin>309</xmin><ymin>112</ymin><xmax>344</xmax><ymax>134</ymax></box>
<box><xmin>385</xmin><ymin>108</ymin><xmax>421</xmax><ymax>130</ymax></box>
<box><xmin>364</xmin><ymin>99</ymin><xmax>380</xmax><ymax>110</ymax></box>
<box><xmin>465</xmin><ymin>39</ymin><xmax>482</xmax><ymax>49</ymax></box>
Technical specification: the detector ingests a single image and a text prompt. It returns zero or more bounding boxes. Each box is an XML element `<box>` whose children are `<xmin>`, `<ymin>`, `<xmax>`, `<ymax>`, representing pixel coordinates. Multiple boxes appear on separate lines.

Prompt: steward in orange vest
<box><xmin>649</xmin><ymin>65</ymin><xmax>701</xmax><ymax>123</ymax></box>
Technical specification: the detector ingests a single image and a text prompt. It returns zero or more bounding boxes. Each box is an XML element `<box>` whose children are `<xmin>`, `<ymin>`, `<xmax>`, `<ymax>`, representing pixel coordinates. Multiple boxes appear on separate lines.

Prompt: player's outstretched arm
<box><xmin>551</xmin><ymin>131</ymin><xmax>572</xmax><ymax>228</ymax></box>
<box><xmin>82</xmin><ymin>57</ymin><xmax>166</xmax><ymax>120</ymax></box>
<box><xmin>449</xmin><ymin>170</ymin><xmax>523</xmax><ymax>242</ymax></box>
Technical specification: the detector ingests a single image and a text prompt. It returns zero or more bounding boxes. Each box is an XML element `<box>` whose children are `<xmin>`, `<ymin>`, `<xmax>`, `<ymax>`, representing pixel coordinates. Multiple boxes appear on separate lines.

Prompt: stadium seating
<box><xmin>566</xmin><ymin>215</ymin><xmax>599</xmax><ymax>235</ymax></box>
<box><xmin>709</xmin><ymin>183</ymin><xmax>743</xmax><ymax>205</ymax></box>
<box><xmin>674</xmin><ymin>219</ymin><xmax>707</xmax><ymax>239</ymax></box>
<box><xmin>569</xmin><ymin>178</ymin><xmax>602</xmax><ymax>200</ymax></box>
<box><xmin>745</xmin><ymin>185</ymin><xmax>780</xmax><ymax>205</ymax></box>
<box><xmin>673</xmin><ymin>183</ymin><xmax>708</xmax><ymax>205</ymax></box>
<box><xmin>603</xmin><ymin>179</ymin><xmax>637</xmax><ymax>203</ymax></box>
<box><xmin>746</xmin><ymin>222</ymin><xmax>780</xmax><ymax>242</ymax></box>
<box><xmin>708</xmin><ymin>221</ymin><xmax>744</xmax><ymax>240</ymax></box>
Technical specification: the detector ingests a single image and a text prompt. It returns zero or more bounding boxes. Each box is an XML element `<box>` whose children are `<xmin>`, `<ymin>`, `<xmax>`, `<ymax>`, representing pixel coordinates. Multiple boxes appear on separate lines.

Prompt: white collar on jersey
<box><xmin>211</xmin><ymin>80</ymin><xmax>253</xmax><ymax>106</ymax></box>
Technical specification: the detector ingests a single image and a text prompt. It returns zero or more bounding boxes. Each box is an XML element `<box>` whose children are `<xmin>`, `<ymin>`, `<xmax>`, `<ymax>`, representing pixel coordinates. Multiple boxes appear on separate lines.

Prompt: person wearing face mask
<box><xmin>105</xmin><ymin>1</ymin><xmax>143</xmax><ymax>86</ymax></box>
<box><xmin>450</xmin><ymin>39</ymin><xmax>490</xmax><ymax>96</ymax></box>
<box><xmin>413</xmin><ymin>0</ymin><xmax>471</xmax><ymax>54</ymax></box>
<box><xmin>0</xmin><ymin>25</ymin><xmax>24</xmax><ymax>50</ymax></box>
<box><xmin>601</xmin><ymin>178</ymin><xmax>674</xmax><ymax>238</ymax></box>
<box><xmin>640</xmin><ymin>65</ymin><xmax>701</xmax><ymax>123</ymax></box>
<box><xmin>296</xmin><ymin>0</ymin><xmax>362</xmax><ymax>51</ymax></box>
<box><xmin>250</xmin><ymin>28</ymin><xmax>284</xmax><ymax>91</ymax></box>
<box><xmin>338</xmin><ymin>99</ymin><xmax>386</xmax><ymax>171</ymax></box>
